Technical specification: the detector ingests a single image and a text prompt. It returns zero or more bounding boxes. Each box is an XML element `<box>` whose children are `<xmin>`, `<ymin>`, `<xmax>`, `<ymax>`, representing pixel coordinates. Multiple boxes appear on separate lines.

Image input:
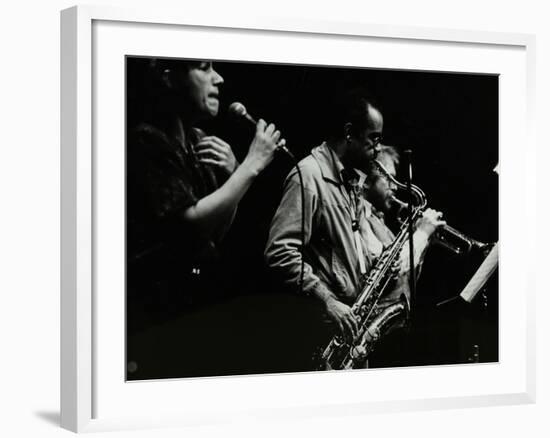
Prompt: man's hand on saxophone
<box><xmin>324</xmin><ymin>296</ymin><xmax>359</xmax><ymax>343</ymax></box>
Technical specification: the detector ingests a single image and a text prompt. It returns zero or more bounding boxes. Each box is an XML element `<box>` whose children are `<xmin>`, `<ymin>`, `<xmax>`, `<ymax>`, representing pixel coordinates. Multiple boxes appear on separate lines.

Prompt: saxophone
<box><xmin>318</xmin><ymin>158</ymin><xmax>492</xmax><ymax>370</ymax></box>
<box><xmin>318</xmin><ymin>160</ymin><xmax>427</xmax><ymax>370</ymax></box>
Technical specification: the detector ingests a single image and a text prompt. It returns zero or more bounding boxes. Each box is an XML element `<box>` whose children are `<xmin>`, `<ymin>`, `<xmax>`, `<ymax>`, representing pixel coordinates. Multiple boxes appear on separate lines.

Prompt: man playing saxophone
<box><xmin>264</xmin><ymin>90</ymin><xmax>445</xmax><ymax>369</ymax></box>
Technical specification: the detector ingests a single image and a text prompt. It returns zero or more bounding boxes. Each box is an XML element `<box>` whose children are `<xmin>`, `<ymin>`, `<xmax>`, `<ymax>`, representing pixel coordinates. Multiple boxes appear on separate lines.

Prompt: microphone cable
<box><xmin>228</xmin><ymin>102</ymin><xmax>306</xmax><ymax>295</ymax></box>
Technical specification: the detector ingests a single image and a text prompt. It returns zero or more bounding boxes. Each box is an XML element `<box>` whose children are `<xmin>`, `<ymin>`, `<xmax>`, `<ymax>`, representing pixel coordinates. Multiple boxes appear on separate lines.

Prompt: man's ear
<box><xmin>344</xmin><ymin>122</ymin><xmax>353</xmax><ymax>140</ymax></box>
<box><xmin>161</xmin><ymin>68</ymin><xmax>172</xmax><ymax>89</ymax></box>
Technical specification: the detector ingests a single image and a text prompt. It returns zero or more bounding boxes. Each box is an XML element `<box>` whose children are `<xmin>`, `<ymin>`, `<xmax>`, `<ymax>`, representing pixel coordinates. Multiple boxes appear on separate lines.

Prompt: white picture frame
<box><xmin>60</xmin><ymin>4</ymin><xmax>536</xmax><ymax>433</ymax></box>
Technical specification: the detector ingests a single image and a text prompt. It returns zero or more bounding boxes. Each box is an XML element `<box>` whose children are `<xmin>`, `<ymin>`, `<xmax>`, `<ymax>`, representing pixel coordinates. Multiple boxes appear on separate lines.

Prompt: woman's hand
<box><xmin>241</xmin><ymin>119</ymin><xmax>284</xmax><ymax>176</ymax></box>
<box><xmin>195</xmin><ymin>136</ymin><xmax>239</xmax><ymax>176</ymax></box>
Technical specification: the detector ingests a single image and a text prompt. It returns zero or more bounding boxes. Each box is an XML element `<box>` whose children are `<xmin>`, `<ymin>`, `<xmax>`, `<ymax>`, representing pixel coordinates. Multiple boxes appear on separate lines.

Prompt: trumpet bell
<box><xmin>434</xmin><ymin>226</ymin><xmax>491</xmax><ymax>256</ymax></box>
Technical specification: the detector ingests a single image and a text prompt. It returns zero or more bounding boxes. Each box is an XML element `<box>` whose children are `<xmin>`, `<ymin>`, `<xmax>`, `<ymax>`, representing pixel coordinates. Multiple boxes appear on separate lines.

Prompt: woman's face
<box><xmin>168</xmin><ymin>61</ymin><xmax>224</xmax><ymax>120</ymax></box>
<box><xmin>185</xmin><ymin>62</ymin><xmax>224</xmax><ymax>118</ymax></box>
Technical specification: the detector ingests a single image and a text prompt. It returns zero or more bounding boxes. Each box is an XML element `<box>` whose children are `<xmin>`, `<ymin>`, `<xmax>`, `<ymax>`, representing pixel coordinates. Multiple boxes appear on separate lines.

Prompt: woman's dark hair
<box><xmin>127</xmin><ymin>57</ymin><xmax>204</xmax><ymax>129</ymax></box>
<box><xmin>148</xmin><ymin>58</ymin><xmax>203</xmax><ymax>83</ymax></box>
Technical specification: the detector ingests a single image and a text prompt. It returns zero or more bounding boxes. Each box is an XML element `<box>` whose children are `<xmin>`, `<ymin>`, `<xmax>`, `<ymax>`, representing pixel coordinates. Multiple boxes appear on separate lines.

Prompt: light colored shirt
<box><xmin>265</xmin><ymin>143</ymin><xmax>377</xmax><ymax>304</ymax></box>
<box><xmin>362</xmin><ymin>202</ymin><xmax>431</xmax><ymax>305</ymax></box>
<box><xmin>265</xmin><ymin>142</ymin><xmax>431</xmax><ymax>307</ymax></box>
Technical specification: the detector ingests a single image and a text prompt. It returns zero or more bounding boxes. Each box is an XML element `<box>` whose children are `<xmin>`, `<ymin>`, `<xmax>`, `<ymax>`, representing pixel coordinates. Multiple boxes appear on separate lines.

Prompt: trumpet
<box><xmin>390</xmin><ymin>197</ymin><xmax>490</xmax><ymax>255</ymax></box>
<box><xmin>373</xmin><ymin>159</ymin><xmax>492</xmax><ymax>256</ymax></box>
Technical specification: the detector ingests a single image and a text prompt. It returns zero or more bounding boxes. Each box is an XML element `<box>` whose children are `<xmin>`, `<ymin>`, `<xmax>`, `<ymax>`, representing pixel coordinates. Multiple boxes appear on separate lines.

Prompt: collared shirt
<box><xmin>265</xmin><ymin>142</ymin><xmax>431</xmax><ymax>308</ymax></box>
<box><xmin>265</xmin><ymin>143</ymin><xmax>377</xmax><ymax>304</ymax></box>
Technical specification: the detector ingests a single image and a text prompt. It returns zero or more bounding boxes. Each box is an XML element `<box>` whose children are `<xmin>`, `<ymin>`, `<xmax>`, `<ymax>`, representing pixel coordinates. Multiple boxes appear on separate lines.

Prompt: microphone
<box><xmin>228</xmin><ymin>102</ymin><xmax>257</xmax><ymax>124</ymax></box>
<box><xmin>228</xmin><ymin>102</ymin><xmax>294</xmax><ymax>158</ymax></box>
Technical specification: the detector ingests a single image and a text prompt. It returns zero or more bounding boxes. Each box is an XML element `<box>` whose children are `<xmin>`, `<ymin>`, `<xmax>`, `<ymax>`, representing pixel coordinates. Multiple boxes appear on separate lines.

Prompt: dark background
<box><xmin>127</xmin><ymin>57</ymin><xmax>498</xmax><ymax>379</ymax></box>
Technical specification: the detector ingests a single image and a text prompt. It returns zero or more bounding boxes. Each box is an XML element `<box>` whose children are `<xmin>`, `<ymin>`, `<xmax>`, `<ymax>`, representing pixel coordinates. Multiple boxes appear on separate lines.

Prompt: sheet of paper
<box><xmin>460</xmin><ymin>243</ymin><xmax>499</xmax><ymax>303</ymax></box>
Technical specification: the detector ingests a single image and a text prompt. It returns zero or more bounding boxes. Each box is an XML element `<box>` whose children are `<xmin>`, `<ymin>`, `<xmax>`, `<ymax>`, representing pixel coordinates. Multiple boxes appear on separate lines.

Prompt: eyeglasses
<box><xmin>367</xmin><ymin>133</ymin><xmax>383</xmax><ymax>146</ymax></box>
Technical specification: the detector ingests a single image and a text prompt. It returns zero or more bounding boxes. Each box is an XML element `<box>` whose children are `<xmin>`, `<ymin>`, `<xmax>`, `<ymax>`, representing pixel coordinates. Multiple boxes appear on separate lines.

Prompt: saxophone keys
<box><xmin>351</xmin><ymin>345</ymin><xmax>367</xmax><ymax>362</ymax></box>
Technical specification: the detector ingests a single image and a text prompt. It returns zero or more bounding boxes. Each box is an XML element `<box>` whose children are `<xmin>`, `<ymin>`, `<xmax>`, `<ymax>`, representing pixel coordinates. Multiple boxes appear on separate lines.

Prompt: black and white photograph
<box><xmin>4</xmin><ymin>0</ymin><xmax>548</xmax><ymax>435</ymax></box>
<box><xmin>125</xmin><ymin>56</ymin><xmax>498</xmax><ymax>381</ymax></box>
